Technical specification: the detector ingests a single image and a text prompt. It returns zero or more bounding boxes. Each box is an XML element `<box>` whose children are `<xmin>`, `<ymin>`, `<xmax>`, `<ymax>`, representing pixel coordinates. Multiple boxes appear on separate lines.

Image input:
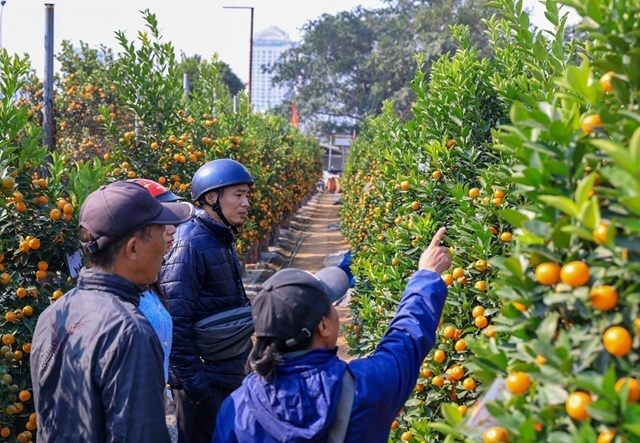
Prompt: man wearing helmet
<box><xmin>160</xmin><ymin>159</ymin><xmax>254</xmax><ymax>443</ymax></box>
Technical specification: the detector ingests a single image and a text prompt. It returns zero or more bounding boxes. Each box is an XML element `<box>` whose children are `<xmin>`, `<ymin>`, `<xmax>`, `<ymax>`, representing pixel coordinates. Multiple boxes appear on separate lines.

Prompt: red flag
<box><xmin>290</xmin><ymin>102</ymin><xmax>299</xmax><ymax>127</ymax></box>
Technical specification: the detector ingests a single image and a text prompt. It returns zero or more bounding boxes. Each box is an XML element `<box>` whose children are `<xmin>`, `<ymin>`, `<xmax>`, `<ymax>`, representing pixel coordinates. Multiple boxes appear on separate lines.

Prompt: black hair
<box><xmin>79</xmin><ymin>225</ymin><xmax>153</xmax><ymax>268</ymax></box>
<box><xmin>149</xmin><ymin>280</ymin><xmax>169</xmax><ymax>310</ymax></box>
<box><xmin>246</xmin><ymin>334</ymin><xmax>314</xmax><ymax>380</ymax></box>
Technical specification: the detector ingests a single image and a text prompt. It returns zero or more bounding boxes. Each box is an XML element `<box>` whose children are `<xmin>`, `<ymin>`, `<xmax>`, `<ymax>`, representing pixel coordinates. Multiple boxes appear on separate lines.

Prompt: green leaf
<box><xmin>537</xmin><ymin>311</ymin><xmax>559</xmax><ymax>343</ymax></box>
<box><xmin>578</xmin><ymin>198</ymin><xmax>599</xmax><ymax>231</ymax></box>
<box><xmin>522</xmin><ymin>167</ymin><xmax>544</xmax><ymax>186</ymax></box>
<box><xmin>631</xmin><ymin>127</ymin><xmax>640</xmax><ymax>167</ymax></box>
<box><xmin>538</xmin><ymin>382</ymin><xmax>568</xmax><ymax>406</ymax></box>
<box><xmin>572</xmin><ymin>371</ymin><xmax>604</xmax><ymax>396</ymax></box>
<box><xmin>546</xmin><ymin>160</ymin><xmax>569</xmax><ymax>176</ymax></box>
<box><xmin>587</xmin><ymin>398</ymin><xmax>618</xmax><ymax>423</ymax></box>
<box><xmin>539</xmin><ymin>195</ymin><xmax>579</xmax><ymax>218</ymax></box>
<box><xmin>560</xmin><ymin>225</ymin><xmax>594</xmax><ymax>241</ymax></box>
<box><xmin>428</xmin><ymin>422</ymin><xmax>459</xmax><ymax>436</ymax></box>
<box><xmin>620</xmin><ymin>196</ymin><xmax>640</xmax><ymax>216</ymax></box>
<box><xmin>591</xmin><ymin>139</ymin><xmax>638</xmax><ymax>176</ymax></box>
<box><xmin>404</xmin><ymin>398</ymin><xmax>423</xmax><ymax>407</ymax></box>
<box><xmin>504</xmin><ymin>257</ymin><xmax>525</xmax><ymax>280</ymax></box>
<box><xmin>547</xmin><ymin>432</ymin><xmax>573</xmax><ymax>443</ymax></box>
<box><xmin>549</xmin><ymin>120</ymin><xmax>572</xmax><ymax>144</ymax></box>
<box><xmin>441</xmin><ymin>402</ymin><xmax>464</xmax><ymax>426</ymax></box>
<box><xmin>522</xmin><ymin>220</ymin><xmax>552</xmax><ymax>239</ymax></box>
<box><xmin>619</xmin><ymin>110</ymin><xmax>640</xmax><ymax>124</ymax></box>
<box><xmin>522</xmin><ymin>141</ymin><xmax>560</xmax><ymax>157</ymax></box>
<box><xmin>500</xmin><ymin>209</ymin><xmax>530</xmax><ymax>228</ymax></box>
<box><xmin>623</xmin><ymin>422</ymin><xmax>640</xmax><ymax>437</ymax></box>
<box><xmin>575</xmin><ymin>173</ymin><xmax>596</xmax><ymax>207</ymax></box>
<box><xmin>600</xmin><ymin>166</ymin><xmax>640</xmax><ymax>195</ymax></box>
<box><xmin>552</xmin><ymin>217</ymin><xmax>572</xmax><ymax>249</ymax></box>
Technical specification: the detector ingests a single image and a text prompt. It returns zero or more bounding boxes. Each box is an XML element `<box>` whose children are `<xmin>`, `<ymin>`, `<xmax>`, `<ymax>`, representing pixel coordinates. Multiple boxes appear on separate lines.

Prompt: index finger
<box><xmin>429</xmin><ymin>227</ymin><xmax>447</xmax><ymax>248</ymax></box>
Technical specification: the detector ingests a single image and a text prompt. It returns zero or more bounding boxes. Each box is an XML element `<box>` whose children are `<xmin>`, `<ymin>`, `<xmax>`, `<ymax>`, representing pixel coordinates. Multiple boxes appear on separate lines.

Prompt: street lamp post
<box><xmin>0</xmin><ymin>1</ymin><xmax>7</xmax><ymax>49</ymax></box>
<box><xmin>223</xmin><ymin>6</ymin><xmax>254</xmax><ymax>109</ymax></box>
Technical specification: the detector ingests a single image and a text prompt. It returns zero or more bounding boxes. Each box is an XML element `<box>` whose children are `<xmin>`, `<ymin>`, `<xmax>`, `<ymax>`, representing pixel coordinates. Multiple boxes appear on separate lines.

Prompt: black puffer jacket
<box><xmin>160</xmin><ymin>208</ymin><xmax>251</xmax><ymax>403</ymax></box>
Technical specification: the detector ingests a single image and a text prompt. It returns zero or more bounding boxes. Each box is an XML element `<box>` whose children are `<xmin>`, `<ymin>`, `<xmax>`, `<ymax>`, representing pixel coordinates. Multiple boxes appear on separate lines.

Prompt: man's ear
<box><xmin>205</xmin><ymin>191</ymin><xmax>219</xmax><ymax>206</ymax></box>
<box><xmin>122</xmin><ymin>237</ymin><xmax>139</xmax><ymax>261</ymax></box>
<box><xmin>316</xmin><ymin>316</ymin><xmax>332</xmax><ymax>338</ymax></box>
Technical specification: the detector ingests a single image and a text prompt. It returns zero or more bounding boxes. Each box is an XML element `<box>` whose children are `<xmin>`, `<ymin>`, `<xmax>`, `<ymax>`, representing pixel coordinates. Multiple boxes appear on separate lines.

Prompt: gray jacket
<box><xmin>30</xmin><ymin>268</ymin><xmax>170</xmax><ymax>443</ymax></box>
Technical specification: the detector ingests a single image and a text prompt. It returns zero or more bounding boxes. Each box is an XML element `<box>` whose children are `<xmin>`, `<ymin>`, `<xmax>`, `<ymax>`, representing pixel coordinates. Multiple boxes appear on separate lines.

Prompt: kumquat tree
<box><xmin>341</xmin><ymin>0</ymin><xmax>640</xmax><ymax>441</ymax></box>
<box><xmin>0</xmin><ymin>50</ymin><xmax>110</xmax><ymax>442</ymax></box>
<box><xmin>0</xmin><ymin>10</ymin><xmax>322</xmax><ymax>442</ymax></box>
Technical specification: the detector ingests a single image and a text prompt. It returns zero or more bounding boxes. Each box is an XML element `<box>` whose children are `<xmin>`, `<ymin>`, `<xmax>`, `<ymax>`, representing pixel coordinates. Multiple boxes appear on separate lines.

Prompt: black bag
<box><xmin>194</xmin><ymin>306</ymin><xmax>254</xmax><ymax>362</ymax></box>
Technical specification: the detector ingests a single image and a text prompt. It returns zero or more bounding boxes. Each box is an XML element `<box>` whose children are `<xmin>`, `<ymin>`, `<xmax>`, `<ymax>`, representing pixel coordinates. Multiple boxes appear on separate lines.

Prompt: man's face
<box><xmin>216</xmin><ymin>184</ymin><xmax>251</xmax><ymax>227</ymax></box>
<box><xmin>136</xmin><ymin>224</ymin><xmax>169</xmax><ymax>284</ymax></box>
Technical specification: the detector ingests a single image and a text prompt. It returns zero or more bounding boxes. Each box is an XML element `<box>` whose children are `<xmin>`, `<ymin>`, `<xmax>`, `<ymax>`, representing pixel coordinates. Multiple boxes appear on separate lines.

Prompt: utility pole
<box><xmin>223</xmin><ymin>6</ymin><xmax>254</xmax><ymax>109</ymax></box>
<box><xmin>0</xmin><ymin>1</ymin><xmax>7</xmax><ymax>49</ymax></box>
<box><xmin>43</xmin><ymin>4</ymin><xmax>55</xmax><ymax>154</ymax></box>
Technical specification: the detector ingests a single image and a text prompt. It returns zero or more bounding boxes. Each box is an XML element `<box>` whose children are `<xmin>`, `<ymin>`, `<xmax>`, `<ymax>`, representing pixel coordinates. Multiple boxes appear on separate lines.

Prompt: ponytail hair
<box><xmin>246</xmin><ymin>335</ymin><xmax>313</xmax><ymax>380</ymax></box>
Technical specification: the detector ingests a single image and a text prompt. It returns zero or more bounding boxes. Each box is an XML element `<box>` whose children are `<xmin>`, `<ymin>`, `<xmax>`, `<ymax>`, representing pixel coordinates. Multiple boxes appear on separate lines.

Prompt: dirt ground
<box><xmin>286</xmin><ymin>191</ymin><xmax>354</xmax><ymax>361</ymax></box>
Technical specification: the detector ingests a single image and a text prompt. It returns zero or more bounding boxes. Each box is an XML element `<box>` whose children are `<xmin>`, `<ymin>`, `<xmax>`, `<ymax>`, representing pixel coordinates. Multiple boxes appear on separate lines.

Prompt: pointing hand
<box><xmin>418</xmin><ymin>227</ymin><xmax>452</xmax><ymax>275</ymax></box>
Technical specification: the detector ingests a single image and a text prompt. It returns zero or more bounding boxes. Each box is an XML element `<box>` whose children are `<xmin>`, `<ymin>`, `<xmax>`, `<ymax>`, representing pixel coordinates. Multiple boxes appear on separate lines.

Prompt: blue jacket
<box><xmin>160</xmin><ymin>208</ymin><xmax>251</xmax><ymax>403</ymax></box>
<box><xmin>213</xmin><ymin>269</ymin><xmax>447</xmax><ymax>442</ymax></box>
<box><xmin>31</xmin><ymin>268</ymin><xmax>170</xmax><ymax>443</ymax></box>
<box><xmin>138</xmin><ymin>289</ymin><xmax>172</xmax><ymax>383</ymax></box>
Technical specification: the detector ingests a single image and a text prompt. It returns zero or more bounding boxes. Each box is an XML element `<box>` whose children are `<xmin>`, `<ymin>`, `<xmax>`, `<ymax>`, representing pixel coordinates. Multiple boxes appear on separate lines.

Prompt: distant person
<box><xmin>131</xmin><ymin>178</ymin><xmax>183</xmax><ymax>383</ymax></box>
<box><xmin>160</xmin><ymin>159</ymin><xmax>255</xmax><ymax>443</ymax></box>
<box><xmin>30</xmin><ymin>181</ymin><xmax>194</xmax><ymax>442</ymax></box>
<box><xmin>326</xmin><ymin>176</ymin><xmax>336</xmax><ymax>193</ymax></box>
<box><xmin>213</xmin><ymin>227</ymin><xmax>452</xmax><ymax>442</ymax></box>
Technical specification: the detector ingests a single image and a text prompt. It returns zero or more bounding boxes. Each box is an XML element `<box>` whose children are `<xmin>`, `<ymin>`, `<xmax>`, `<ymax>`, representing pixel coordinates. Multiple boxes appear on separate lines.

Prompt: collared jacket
<box><xmin>160</xmin><ymin>208</ymin><xmax>251</xmax><ymax>403</ymax></box>
<box><xmin>30</xmin><ymin>268</ymin><xmax>170</xmax><ymax>443</ymax></box>
<box><xmin>213</xmin><ymin>270</ymin><xmax>447</xmax><ymax>443</ymax></box>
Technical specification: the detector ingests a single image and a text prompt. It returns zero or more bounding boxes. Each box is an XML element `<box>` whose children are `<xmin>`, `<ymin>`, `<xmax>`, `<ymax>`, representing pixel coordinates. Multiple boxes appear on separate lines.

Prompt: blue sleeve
<box><xmin>348</xmin><ymin>270</ymin><xmax>448</xmax><ymax>422</ymax></box>
<box><xmin>213</xmin><ymin>397</ymin><xmax>238</xmax><ymax>443</ymax></box>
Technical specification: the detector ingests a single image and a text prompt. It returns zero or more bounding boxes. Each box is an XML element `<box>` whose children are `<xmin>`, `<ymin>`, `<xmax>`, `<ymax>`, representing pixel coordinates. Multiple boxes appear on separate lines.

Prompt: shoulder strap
<box><xmin>327</xmin><ymin>369</ymin><xmax>355</xmax><ymax>443</ymax></box>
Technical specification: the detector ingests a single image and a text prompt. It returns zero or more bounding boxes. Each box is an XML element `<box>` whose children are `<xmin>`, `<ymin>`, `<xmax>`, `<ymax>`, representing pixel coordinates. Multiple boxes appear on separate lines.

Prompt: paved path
<box><xmin>287</xmin><ymin>191</ymin><xmax>353</xmax><ymax>361</ymax></box>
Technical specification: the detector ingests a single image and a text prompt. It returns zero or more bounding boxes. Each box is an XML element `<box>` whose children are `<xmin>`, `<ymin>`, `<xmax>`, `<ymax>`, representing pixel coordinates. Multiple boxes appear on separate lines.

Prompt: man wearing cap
<box><xmin>213</xmin><ymin>227</ymin><xmax>452</xmax><ymax>443</ymax></box>
<box><xmin>160</xmin><ymin>159</ymin><xmax>255</xmax><ymax>443</ymax></box>
<box><xmin>30</xmin><ymin>181</ymin><xmax>194</xmax><ymax>442</ymax></box>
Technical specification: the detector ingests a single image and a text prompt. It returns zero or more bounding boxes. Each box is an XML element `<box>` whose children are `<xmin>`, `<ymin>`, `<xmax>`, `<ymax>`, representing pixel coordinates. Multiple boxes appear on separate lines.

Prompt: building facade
<box><xmin>251</xmin><ymin>26</ymin><xmax>293</xmax><ymax>112</ymax></box>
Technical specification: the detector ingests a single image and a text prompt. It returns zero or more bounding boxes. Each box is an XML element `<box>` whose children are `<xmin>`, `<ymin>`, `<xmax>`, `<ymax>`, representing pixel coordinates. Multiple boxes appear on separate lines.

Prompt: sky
<box><xmin>1</xmin><ymin>0</ymin><xmax>576</xmax><ymax>83</ymax></box>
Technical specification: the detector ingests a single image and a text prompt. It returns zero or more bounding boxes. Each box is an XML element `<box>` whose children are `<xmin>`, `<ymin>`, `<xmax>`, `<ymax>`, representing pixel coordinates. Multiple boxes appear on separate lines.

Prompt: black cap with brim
<box><xmin>79</xmin><ymin>181</ymin><xmax>194</xmax><ymax>254</ymax></box>
<box><xmin>253</xmin><ymin>266</ymin><xmax>349</xmax><ymax>348</ymax></box>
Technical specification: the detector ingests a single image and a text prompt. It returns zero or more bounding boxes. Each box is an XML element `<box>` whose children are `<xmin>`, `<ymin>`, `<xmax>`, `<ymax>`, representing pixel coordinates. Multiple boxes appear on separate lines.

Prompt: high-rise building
<box><xmin>251</xmin><ymin>26</ymin><xmax>293</xmax><ymax>112</ymax></box>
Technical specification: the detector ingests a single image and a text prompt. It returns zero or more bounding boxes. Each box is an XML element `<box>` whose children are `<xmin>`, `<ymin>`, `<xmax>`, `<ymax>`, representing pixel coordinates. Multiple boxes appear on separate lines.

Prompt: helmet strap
<box><xmin>206</xmin><ymin>194</ymin><xmax>238</xmax><ymax>235</ymax></box>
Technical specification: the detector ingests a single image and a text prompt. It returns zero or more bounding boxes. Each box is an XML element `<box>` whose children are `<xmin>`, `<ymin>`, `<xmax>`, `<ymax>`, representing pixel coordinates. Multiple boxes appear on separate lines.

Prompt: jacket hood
<box><xmin>243</xmin><ymin>348</ymin><xmax>347</xmax><ymax>442</ymax></box>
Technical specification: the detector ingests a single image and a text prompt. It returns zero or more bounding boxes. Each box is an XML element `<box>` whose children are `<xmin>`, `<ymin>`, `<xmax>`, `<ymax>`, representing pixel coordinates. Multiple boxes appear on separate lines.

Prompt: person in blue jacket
<box><xmin>213</xmin><ymin>227</ymin><xmax>452</xmax><ymax>442</ymax></box>
<box><xmin>160</xmin><ymin>159</ymin><xmax>255</xmax><ymax>443</ymax></box>
<box><xmin>131</xmin><ymin>178</ymin><xmax>183</xmax><ymax>384</ymax></box>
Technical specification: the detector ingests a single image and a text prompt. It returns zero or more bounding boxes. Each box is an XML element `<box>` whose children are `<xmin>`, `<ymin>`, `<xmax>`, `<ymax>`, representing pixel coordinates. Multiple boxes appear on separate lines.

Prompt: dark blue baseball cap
<box><xmin>253</xmin><ymin>266</ymin><xmax>349</xmax><ymax>348</ymax></box>
<box><xmin>79</xmin><ymin>181</ymin><xmax>194</xmax><ymax>254</ymax></box>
